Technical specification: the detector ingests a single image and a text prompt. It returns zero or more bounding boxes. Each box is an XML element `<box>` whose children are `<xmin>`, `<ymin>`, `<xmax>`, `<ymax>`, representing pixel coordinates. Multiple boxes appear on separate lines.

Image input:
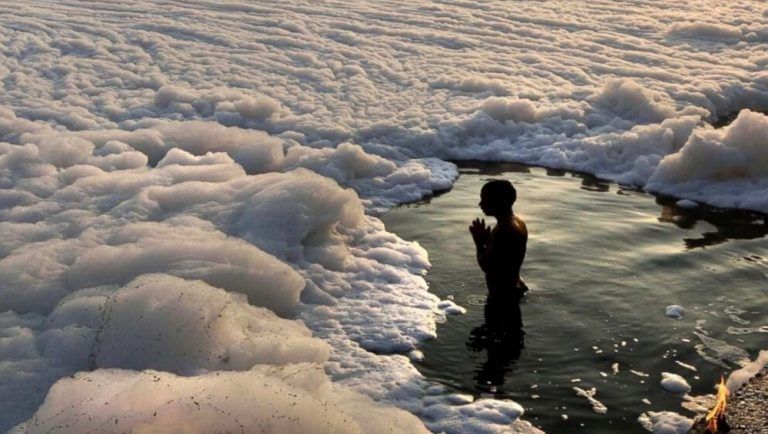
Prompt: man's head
<box><xmin>479</xmin><ymin>180</ymin><xmax>516</xmax><ymax>216</ymax></box>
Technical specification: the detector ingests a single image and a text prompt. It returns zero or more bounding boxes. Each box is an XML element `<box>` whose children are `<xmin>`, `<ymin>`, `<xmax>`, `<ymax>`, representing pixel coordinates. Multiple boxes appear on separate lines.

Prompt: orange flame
<box><xmin>705</xmin><ymin>376</ymin><xmax>729</xmax><ymax>433</ymax></box>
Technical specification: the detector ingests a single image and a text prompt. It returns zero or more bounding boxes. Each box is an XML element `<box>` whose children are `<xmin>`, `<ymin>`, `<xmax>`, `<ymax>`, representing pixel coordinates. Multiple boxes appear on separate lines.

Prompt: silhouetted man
<box><xmin>469</xmin><ymin>179</ymin><xmax>528</xmax><ymax>328</ymax></box>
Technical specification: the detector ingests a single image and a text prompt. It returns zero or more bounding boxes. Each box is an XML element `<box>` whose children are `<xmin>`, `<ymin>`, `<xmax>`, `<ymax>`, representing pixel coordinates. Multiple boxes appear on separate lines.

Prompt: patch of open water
<box><xmin>381</xmin><ymin>162</ymin><xmax>768</xmax><ymax>433</ymax></box>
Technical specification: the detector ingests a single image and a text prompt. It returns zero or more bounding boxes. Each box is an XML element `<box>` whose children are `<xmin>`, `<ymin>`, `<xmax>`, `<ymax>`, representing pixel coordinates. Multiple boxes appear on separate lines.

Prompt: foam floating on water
<box><xmin>666</xmin><ymin>305</ymin><xmax>685</xmax><ymax>320</ymax></box>
<box><xmin>437</xmin><ymin>299</ymin><xmax>467</xmax><ymax>315</ymax></box>
<box><xmin>638</xmin><ymin>411</ymin><xmax>694</xmax><ymax>434</ymax></box>
<box><xmin>660</xmin><ymin>372</ymin><xmax>691</xmax><ymax>395</ymax></box>
<box><xmin>675</xmin><ymin>199</ymin><xmax>699</xmax><ymax>209</ymax></box>
<box><xmin>573</xmin><ymin>387</ymin><xmax>608</xmax><ymax>414</ymax></box>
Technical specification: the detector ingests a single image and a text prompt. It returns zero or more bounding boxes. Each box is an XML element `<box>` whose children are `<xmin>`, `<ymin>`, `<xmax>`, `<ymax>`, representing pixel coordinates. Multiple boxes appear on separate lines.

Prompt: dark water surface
<box><xmin>381</xmin><ymin>163</ymin><xmax>768</xmax><ymax>433</ymax></box>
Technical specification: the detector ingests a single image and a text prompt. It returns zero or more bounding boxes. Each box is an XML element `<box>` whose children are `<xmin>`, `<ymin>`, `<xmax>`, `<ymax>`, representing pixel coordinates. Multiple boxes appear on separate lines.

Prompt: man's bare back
<box><xmin>469</xmin><ymin>180</ymin><xmax>528</xmax><ymax>299</ymax></box>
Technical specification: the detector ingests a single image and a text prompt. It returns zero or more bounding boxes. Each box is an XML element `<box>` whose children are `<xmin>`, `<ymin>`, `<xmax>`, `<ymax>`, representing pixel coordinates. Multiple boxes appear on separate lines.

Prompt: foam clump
<box><xmin>153</xmin><ymin>85</ymin><xmax>284</xmax><ymax>123</ymax></box>
<box><xmin>46</xmin><ymin>274</ymin><xmax>329</xmax><ymax>373</ymax></box>
<box><xmin>8</xmin><ymin>117</ymin><xmax>454</xmax><ymax>216</ymax></box>
<box><xmin>652</xmin><ymin>110</ymin><xmax>768</xmax><ymax>182</ymax></box>
<box><xmin>668</xmin><ymin>21</ymin><xmax>742</xmax><ymax>42</ymax></box>
<box><xmin>67</xmin><ymin>221</ymin><xmax>306</xmax><ymax>316</ymax></box>
<box><xmin>438</xmin><ymin>299</ymin><xmax>467</xmax><ymax>315</ymax></box>
<box><xmin>638</xmin><ymin>411</ymin><xmax>694</xmax><ymax>434</ymax></box>
<box><xmin>421</xmin><ymin>79</ymin><xmax>706</xmax><ymax>191</ymax></box>
<box><xmin>647</xmin><ymin>110</ymin><xmax>768</xmax><ymax>212</ymax></box>
<box><xmin>660</xmin><ymin>372</ymin><xmax>691</xmax><ymax>395</ymax></box>
<box><xmin>0</xmin><ymin>271</ymin><xmax>334</xmax><ymax>428</ymax></box>
<box><xmin>726</xmin><ymin>349</ymin><xmax>768</xmax><ymax>392</ymax></box>
<box><xmin>12</xmin><ymin>365</ymin><xmax>429</xmax><ymax>434</ymax></box>
<box><xmin>0</xmin><ymin>111</ymin><xmax>452</xmax><ymax>430</ymax></box>
<box><xmin>590</xmin><ymin>79</ymin><xmax>677</xmax><ymax>124</ymax></box>
<box><xmin>421</xmin><ymin>397</ymin><xmax>540</xmax><ymax>434</ymax></box>
<box><xmin>666</xmin><ymin>305</ymin><xmax>685</xmax><ymax>320</ymax></box>
<box><xmin>284</xmin><ymin>141</ymin><xmax>397</xmax><ymax>182</ymax></box>
<box><xmin>480</xmin><ymin>98</ymin><xmax>539</xmax><ymax>123</ymax></box>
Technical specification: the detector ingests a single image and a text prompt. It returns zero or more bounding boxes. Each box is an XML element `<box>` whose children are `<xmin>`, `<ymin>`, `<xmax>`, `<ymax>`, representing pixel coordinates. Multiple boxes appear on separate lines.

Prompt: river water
<box><xmin>381</xmin><ymin>162</ymin><xmax>768</xmax><ymax>433</ymax></box>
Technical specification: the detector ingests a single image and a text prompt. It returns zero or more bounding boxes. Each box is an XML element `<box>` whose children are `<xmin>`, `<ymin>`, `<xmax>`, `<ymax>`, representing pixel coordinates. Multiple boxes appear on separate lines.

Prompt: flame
<box><xmin>705</xmin><ymin>376</ymin><xmax>729</xmax><ymax>433</ymax></box>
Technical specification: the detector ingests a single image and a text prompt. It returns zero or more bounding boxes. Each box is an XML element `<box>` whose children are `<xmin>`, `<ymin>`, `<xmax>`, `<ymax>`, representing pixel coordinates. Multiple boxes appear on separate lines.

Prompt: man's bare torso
<box><xmin>484</xmin><ymin>215</ymin><xmax>528</xmax><ymax>297</ymax></box>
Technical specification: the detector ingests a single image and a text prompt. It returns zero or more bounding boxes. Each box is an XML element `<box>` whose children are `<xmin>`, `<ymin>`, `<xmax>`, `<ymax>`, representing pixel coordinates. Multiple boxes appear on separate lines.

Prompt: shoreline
<box><xmin>690</xmin><ymin>366</ymin><xmax>768</xmax><ymax>433</ymax></box>
<box><xmin>727</xmin><ymin>366</ymin><xmax>768</xmax><ymax>434</ymax></box>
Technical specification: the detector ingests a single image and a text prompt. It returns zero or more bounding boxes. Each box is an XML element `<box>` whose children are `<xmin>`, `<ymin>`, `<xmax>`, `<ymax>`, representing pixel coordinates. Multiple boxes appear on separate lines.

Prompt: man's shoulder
<box><xmin>512</xmin><ymin>216</ymin><xmax>528</xmax><ymax>237</ymax></box>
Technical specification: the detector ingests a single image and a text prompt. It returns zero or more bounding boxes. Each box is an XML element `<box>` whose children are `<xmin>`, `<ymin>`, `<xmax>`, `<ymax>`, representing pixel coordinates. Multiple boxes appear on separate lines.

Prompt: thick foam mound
<box><xmin>0</xmin><ymin>110</ymin><xmax>458</xmax><ymax>430</ymax></box>
<box><xmin>1</xmin><ymin>1</ymin><xmax>767</xmax><ymax>432</ymax></box>
<box><xmin>647</xmin><ymin>110</ymin><xmax>768</xmax><ymax>212</ymax></box>
<box><xmin>1</xmin><ymin>272</ymin><xmax>332</xmax><ymax>429</ymax></box>
<box><xmin>4</xmin><ymin>116</ymin><xmax>457</xmax><ymax>216</ymax></box>
<box><xmin>589</xmin><ymin>79</ymin><xmax>677</xmax><ymax>125</ymax></box>
<box><xmin>67</xmin><ymin>222</ymin><xmax>306</xmax><ymax>316</ymax></box>
<box><xmin>49</xmin><ymin>274</ymin><xmax>329</xmax><ymax>372</ymax></box>
<box><xmin>393</xmin><ymin>79</ymin><xmax>708</xmax><ymax>189</ymax></box>
<box><xmin>12</xmin><ymin>366</ymin><xmax>429</xmax><ymax>434</ymax></box>
<box><xmin>0</xmin><ymin>166</ymin><xmax>356</xmax><ymax>315</ymax></box>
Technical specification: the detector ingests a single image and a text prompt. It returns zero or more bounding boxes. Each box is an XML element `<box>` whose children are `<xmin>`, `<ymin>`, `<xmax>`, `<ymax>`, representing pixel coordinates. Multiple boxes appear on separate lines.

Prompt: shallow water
<box><xmin>381</xmin><ymin>162</ymin><xmax>768</xmax><ymax>433</ymax></box>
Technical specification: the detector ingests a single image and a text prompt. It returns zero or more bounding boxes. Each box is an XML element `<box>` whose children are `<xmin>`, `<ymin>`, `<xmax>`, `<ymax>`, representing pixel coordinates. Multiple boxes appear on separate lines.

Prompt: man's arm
<box><xmin>484</xmin><ymin>224</ymin><xmax>527</xmax><ymax>282</ymax></box>
<box><xmin>469</xmin><ymin>218</ymin><xmax>491</xmax><ymax>272</ymax></box>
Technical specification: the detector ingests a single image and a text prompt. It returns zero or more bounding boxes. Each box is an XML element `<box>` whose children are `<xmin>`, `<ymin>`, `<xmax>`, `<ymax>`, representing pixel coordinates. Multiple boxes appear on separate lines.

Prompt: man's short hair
<box><xmin>482</xmin><ymin>179</ymin><xmax>517</xmax><ymax>208</ymax></box>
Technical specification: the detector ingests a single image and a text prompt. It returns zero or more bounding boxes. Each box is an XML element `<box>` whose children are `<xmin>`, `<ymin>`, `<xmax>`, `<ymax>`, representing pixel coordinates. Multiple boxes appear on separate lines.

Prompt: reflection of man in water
<box><xmin>467</xmin><ymin>179</ymin><xmax>527</xmax><ymax>388</ymax></box>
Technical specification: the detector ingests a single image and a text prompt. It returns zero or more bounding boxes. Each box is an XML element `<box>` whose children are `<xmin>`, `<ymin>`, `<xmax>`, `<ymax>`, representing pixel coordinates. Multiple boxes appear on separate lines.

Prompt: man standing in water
<box><xmin>469</xmin><ymin>179</ymin><xmax>528</xmax><ymax>328</ymax></box>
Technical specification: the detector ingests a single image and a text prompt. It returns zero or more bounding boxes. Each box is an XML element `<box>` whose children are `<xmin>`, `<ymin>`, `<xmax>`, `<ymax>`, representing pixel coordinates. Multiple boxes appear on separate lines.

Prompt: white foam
<box><xmin>438</xmin><ymin>299</ymin><xmax>467</xmax><ymax>316</ymax></box>
<box><xmin>660</xmin><ymin>372</ymin><xmax>691</xmax><ymax>395</ymax></box>
<box><xmin>675</xmin><ymin>361</ymin><xmax>697</xmax><ymax>372</ymax></box>
<box><xmin>647</xmin><ymin>110</ymin><xmax>768</xmax><ymax>212</ymax></box>
<box><xmin>638</xmin><ymin>411</ymin><xmax>694</xmax><ymax>434</ymax></box>
<box><xmin>666</xmin><ymin>305</ymin><xmax>685</xmax><ymax>320</ymax></box>
<box><xmin>70</xmin><ymin>274</ymin><xmax>328</xmax><ymax>371</ymax></box>
<box><xmin>668</xmin><ymin>21</ymin><xmax>743</xmax><ymax>42</ymax></box>
<box><xmin>0</xmin><ymin>112</ymin><xmax>462</xmax><ymax>431</ymax></box>
<box><xmin>1</xmin><ymin>1</ymin><xmax>767</xmax><ymax>432</ymax></box>
<box><xmin>12</xmin><ymin>366</ymin><xmax>429</xmax><ymax>434</ymax></box>
<box><xmin>573</xmin><ymin>387</ymin><xmax>608</xmax><ymax>414</ymax></box>
<box><xmin>726</xmin><ymin>349</ymin><xmax>768</xmax><ymax>393</ymax></box>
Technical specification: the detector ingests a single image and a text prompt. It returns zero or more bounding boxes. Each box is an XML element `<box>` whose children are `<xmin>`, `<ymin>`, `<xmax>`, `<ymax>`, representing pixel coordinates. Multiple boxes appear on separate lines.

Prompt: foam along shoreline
<box><xmin>1</xmin><ymin>1</ymin><xmax>768</xmax><ymax>433</ymax></box>
<box><xmin>718</xmin><ymin>359</ymin><xmax>768</xmax><ymax>433</ymax></box>
<box><xmin>3</xmin><ymin>82</ymin><xmax>768</xmax><ymax>434</ymax></box>
<box><xmin>0</xmin><ymin>112</ymin><xmax>545</xmax><ymax>433</ymax></box>
<box><xmin>642</xmin><ymin>351</ymin><xmax>768</xmax><ymax>434</ymax></box>
<box><xmin>687</xmin><ymin>350</ymin><xmax>768</xmax><ymax>433</ymax></box>
<box><xmin>646</xmin><ymin>109</ymin><xmax>768</xmax><ymax>213</ymax></box>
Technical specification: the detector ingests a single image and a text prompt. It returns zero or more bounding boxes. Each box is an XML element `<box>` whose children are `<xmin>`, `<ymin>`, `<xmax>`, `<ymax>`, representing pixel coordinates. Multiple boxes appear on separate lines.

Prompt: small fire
<box><xmin>705</xmin><ymin>376</ymin><xmax>729</xmax><ymax>433</ymax></box>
